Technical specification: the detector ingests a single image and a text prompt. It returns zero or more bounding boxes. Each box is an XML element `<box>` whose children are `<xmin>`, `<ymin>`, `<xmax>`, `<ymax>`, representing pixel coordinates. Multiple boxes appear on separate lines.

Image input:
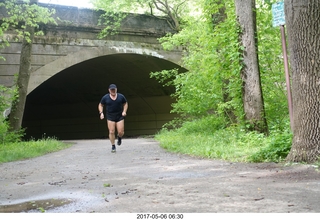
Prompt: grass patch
<box><xmin>0</xmin><ymin>137</ymin><xmax>72</xmax><ymax>164</ymax></box>
<box><xmin>156</xmin><ymin>128</ymin><xmax>266</xmax><ymax>162</ymax></box>
<box><xmin>155</xmin><ymin>116</ymin><xmax>292</xmax><ymax>163</ymax></box>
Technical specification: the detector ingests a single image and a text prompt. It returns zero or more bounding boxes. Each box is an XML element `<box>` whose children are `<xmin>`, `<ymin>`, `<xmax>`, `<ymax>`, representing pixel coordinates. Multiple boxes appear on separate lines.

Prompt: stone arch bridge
<box><xmin>0</xmin><ymin>3</ymin><xmax>186</xmax><ymax>140</ymax></box>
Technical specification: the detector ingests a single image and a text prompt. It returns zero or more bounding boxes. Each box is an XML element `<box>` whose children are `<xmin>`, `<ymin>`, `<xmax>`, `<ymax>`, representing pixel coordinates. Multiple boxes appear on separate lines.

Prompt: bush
<box><xmin>0</xmin><ymin>85</ymin><xmax>23</xmax><ymax>144</ymax></box>
<box><xmin>0</xmin><ymin>120</ymin><xmax>24</xmax><ymax>144</ymax></box>
<box><xmin>247</xmin><ymin>130</ymin><xmax>292</xmax><ymax>162</ymax></box>
<box><xmin>165</xmin><ymin>115</ymin><xmax>226</xmax><ymax>135</ymax></box>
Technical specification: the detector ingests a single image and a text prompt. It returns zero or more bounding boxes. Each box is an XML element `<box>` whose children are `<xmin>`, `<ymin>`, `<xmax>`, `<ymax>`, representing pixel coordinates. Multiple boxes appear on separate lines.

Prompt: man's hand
<box><xmin>98</xmin><ymin>103</ymin><xmax>104</xmax><ymax>120</ymax></box>
<box><xmin>122</xmin><ymin>112</ymin><xmax>127</xmax><ymax>117</ymax></box>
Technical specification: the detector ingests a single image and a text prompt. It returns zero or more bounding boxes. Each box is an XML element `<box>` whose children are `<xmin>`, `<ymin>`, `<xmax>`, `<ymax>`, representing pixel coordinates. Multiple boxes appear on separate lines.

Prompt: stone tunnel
<box><xmin>0</xmin><ymin>3</ymin><xmax>187</xmax><ymax>140</ymax></box>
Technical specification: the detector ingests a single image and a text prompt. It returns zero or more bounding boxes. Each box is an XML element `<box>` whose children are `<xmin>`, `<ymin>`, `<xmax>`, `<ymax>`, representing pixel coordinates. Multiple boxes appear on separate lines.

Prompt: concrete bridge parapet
<box><xmin>1</xmin><ymin>3</ymin><xmax>182</xmax><ymax>89</ymax></box>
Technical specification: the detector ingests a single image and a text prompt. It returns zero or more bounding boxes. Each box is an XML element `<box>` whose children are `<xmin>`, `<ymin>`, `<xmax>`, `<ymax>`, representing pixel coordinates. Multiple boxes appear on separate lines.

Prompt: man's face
<box><xmin>109</xmin><ymin>88</ymin><xmax>117</xmax><ymax>95</ymax></box>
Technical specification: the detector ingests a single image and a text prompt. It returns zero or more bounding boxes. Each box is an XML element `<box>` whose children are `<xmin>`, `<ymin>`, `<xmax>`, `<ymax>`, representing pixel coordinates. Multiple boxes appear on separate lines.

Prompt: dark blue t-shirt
<box><xmin>100</xmin><ymin>93</ymin><xmax>127</xmax><ymax>116</ymax></box>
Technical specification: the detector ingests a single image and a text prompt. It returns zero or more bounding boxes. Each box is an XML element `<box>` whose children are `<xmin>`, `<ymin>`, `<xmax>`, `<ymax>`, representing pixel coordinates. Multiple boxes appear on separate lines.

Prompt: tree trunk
<box><xmin>234</xmin><ymin>0</ymin><xmax>268</xmax><ymax>134</ymax></box>
<box><xmin>285</xmin><ymin>0</ymin><xmax>320</xmax><ymax>163</ymax></box>
<box><xmin>8</xmin><ymin>0</ymin><xmax>37</xmax><ymax>132</ymax></box>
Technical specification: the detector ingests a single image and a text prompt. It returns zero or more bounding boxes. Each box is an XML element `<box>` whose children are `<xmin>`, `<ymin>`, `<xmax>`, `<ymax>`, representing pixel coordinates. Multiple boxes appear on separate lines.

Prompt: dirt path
<box><xmin>0</xmin><ymin>138</ymin><xmax>320</xmax><ymax>213</ymax></box>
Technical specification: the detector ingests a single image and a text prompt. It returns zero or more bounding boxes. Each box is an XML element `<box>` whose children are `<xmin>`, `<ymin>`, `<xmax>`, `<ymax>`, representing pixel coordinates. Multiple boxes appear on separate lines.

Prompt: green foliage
<box><xmin>156</xmin><ymin>117</ymin><xmax>265</xmax><ymax>161</ymax></box>
<box><xmin>93</xmin><ymin>0</ymin><xmax>146</xmax><ymax>13</ymax></box>
<box><xmin>92</xmin><ymin>0</ymin><xmax>199</xmax><ymax>37</ymax></box>
<box><xmin>0</xmin><ymin>122</ymin><xmax>24</xmax><ymax>143</ymax></box>
<box><xmin>0</xmin><ymin>0</ymin><xmax>292</xmax><ymax>164</ymax></box>
<box><xmin>0</xmin><ymin>0</ymin><xmax>58</xmax><ymax>133</ymax></box>
<box><xmin>150</xmin><ymin>68</ymin><xmax>178</xmax><ymax>87</ymax></box>
<box><xmin>92</xmin><ymin>0</ymin><xmax>145</xmax><ymax>37</ymax></box>
<box><xmin>97</xmin><ymin>11</ymin><xmax>127</xmax><ymax>37</ymax></box>
<box><xmin>154</xmin><ymin>0</ymin><xmax>243</xmax><ymax>124</ymax></box>
<box><xmin>169</xmin><ymin>115</ymin><xmax>226</xmax><ymax>134</ymax></box>
<box><xmin>0</xmin><ymin>137</ymin><xmax>71</xmax><ymax>164</ymax></box>
<box><xmin>0</xmin><ymin>85</ymin><xmax>23</xmax><ymax>144</ymax></box>
<box><xmin>37</xmin><ymin>207</ymin><xmax>46</xmax><ymax>213</ymax></box>
<box><xmin>156</xmin><ymin>115</ymin><xmax>292</xmax><ymax>162</ymax></box>
<box><xmin>256</xmin><ymin>0</ymin><xmax>289</xmax><ymax>131</ymax></box>
<box><xmin>152</xmin><ymin>0</ymin><xmax>293</xmax><ymax>163</ymax></box>
<box><xmin>153</xmin><ymin>0</ymin><xmax>289</xmax><ymax>129</ymax></box>
<box><xmin>103</xmin><ymin>183</ymin><xmax>112</xmax><ymax>187</ymax></box>
<box><xmin>247</xmin><ymin>129</ymin><xmax>292</xmax><ymax>162</ymax></box>
<box><xmin>0</xmin><ymin>0</ymin><xmax>57</xmax><ymax>45</ymax></box>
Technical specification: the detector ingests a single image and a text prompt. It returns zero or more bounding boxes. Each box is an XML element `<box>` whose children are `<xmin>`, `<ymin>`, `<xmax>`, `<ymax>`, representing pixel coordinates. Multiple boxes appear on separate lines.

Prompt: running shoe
<box><xmin>111</xmin><ymin>145</ymin><xmax>116</xmax><ymax>153</ymax></box>
<box><xmin>117</xmin><ymin>136</ymin><xmax>122</xmax><ymax>146</ymax></box>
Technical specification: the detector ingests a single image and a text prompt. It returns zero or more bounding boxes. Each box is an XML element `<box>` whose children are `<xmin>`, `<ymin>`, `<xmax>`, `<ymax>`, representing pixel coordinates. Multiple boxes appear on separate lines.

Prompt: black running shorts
<box><xmin>107</xmin><ymin>113</ymin><xmax>125</xmax><ymax>122</ymax></box>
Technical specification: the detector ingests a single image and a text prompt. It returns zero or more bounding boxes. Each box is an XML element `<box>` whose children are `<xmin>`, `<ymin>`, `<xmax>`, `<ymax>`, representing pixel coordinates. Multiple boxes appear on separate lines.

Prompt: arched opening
<box><xmin>22</xmin><ymin>53</ymin><xmax>186</xmax><ymax>140</ymax></box>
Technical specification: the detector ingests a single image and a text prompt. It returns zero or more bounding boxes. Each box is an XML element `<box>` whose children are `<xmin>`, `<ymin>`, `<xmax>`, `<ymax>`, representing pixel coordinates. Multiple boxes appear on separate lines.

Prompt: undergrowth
<box><xmin>155</xmin><ymin>115</ymin><xmax>292</xmax><ymax>163</ymax></box>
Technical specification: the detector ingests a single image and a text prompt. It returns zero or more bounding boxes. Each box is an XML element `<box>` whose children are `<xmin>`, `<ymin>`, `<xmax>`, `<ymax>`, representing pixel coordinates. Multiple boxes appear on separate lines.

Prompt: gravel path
<box><xmin>1</xmin><ymin>138</ymin><xmax>320</xmax><ymax>213</ymax></box>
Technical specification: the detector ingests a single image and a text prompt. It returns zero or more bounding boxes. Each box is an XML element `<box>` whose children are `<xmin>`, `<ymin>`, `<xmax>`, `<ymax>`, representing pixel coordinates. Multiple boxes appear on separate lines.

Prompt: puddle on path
<box><xmin>0</xmin><ymin>198</ymin><xmax>73</xmax><ymax>213</ymax></box>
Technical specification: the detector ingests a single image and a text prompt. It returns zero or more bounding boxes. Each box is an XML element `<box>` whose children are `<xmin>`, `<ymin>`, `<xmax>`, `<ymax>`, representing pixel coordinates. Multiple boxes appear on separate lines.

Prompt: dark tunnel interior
<box><xmin>22</xmin><ymin>53</ymin><xmax>187</xmax><ymax>140</ymax></box>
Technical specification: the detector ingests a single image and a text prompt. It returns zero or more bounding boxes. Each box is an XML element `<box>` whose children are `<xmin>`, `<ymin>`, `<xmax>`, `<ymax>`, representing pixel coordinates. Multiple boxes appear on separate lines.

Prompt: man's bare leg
<box><xmin>107</xmin><ymin>120</ymin><xmax>116</xmax><ymax>152</ymax></box>
<box><xmin>116</xmin><ymin>120</ymin><xmax>124</xmax><ymax>145</ymax></box>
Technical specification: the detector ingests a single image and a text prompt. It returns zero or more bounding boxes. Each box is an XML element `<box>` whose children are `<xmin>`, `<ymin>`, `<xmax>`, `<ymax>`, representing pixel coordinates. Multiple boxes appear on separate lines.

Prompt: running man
<box><xmin>98</xmin><ymin>84</ymin><xmax>128</xmax><ymax>153</ymax></box>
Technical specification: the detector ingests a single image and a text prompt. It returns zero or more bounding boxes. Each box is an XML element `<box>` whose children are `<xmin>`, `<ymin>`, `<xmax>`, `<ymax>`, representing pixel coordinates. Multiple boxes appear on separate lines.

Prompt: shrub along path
<box><xmin>0</xmin><ymin>138</ymin><xmax>320</xmax><ymax>213</ymax></box>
